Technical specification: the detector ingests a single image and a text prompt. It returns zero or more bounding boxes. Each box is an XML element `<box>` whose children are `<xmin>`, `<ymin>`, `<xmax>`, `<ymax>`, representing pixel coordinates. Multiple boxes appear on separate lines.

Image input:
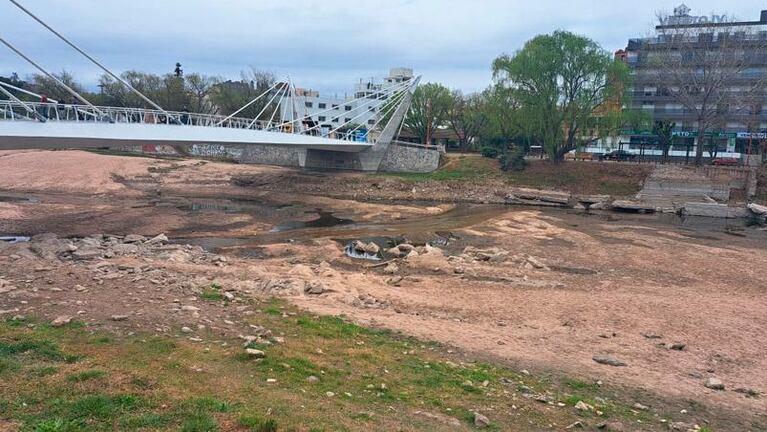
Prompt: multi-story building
<box><xmin>281</xmin><ymin>68</ymin><xmax>414</xmax><ymax>136</ymax></box>
<box><xmin>590</xmin><ymin>6</ymin><xmax>767</xmax><ymax>163</ymax></box>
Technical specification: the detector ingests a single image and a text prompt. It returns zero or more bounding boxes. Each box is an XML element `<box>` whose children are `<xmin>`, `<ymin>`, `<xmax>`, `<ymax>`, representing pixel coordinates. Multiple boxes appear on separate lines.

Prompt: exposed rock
<box><xmin>50</xmin><ymin>315</ymin><xmax>72</xmax><ymax>327</ymax></box>
<box><xmin>181</xmin><ymin>305</ymin><xmax>200</xmax><ymax>312</ymax></box>
<box><xmin>566</xmin><ymin>421</ymin><xmax>584</xmax><ymax>429</ymax></box>
<box><xmin>747</xmin><ymin>202</ymin><xmax>767</xmax><ymax>216</ymax></box>
<box><xmin>71</xmin><ymin>247</ymin><xmax>102</xmax><ymax>260</ymax></box>
<box><xmin>304</xmin><ymin>280</ymin><xmax>325</xmax><ymax>295</ymax></box>
<box><xmin>473</xmin><ymin>412</ymin><xmax>490</xmax><ymax>428</ymax></box>
<box><xmin>386</xmin><ymin>276</ymin><xmax>403</xmax><ymax>286</ymax></box>
<box><xmin>596</xmin><ymin>421</ymin><xmax>625</xmax><ymax>431</ymax></box>
<box><xmin>506</xmin><ymin>188</ymin><xmax>571</xmax><ymax>207</ymax></box>
<box><xmin>111</xmin><ymin>243</ymin><xmax>139</xmax><ymax>255</ymax></box>
<box><xmin>123</xmin><ymin>234</ymin><xmax>147</xmax><ymax>243</ymax></box>
<box><xmin>632</xmin><ymin>402</ymin><xmax>649</xmax><ymax>411</ymax></box>
<box><xmin>574</xmin><ymin>401</ymin><xmax>592</xmax><ymax>411</ymax></box>
<box><xmin>382</xmin><ymin>263</ymin><xmax>399</xmax><ymax>274</ymax></box>
<box><xmin>704</xmin><ymin>377</ymin><xmax>725</xmax><ymax>390</ymax></box>
<box><xmin>145</xmin><ymin>233</ymin><xmax>169</xmax><ymax>246</ymax></box>
<box><xmin>668</xmin><ymin>421</ymin><xmax>696</xmax><ymax>431</ymax></box>
<box><xmin>669</xmin><ymin>342</ymin><xmax>686</xmax><ymax>351</ymax></box>
<box><xmin>181</xmin><ymin>326</ymin><xmax>193</xmax><ymax>334</ymax></box>
<box><xmin>306</xmin><ymin>375</ymin><xmax>319</xmax><ymax>383</ymax></box>
<box><xmin>641</xmin><ymin>332</ymin><xmax>663</xmax><ymax>339</ymax></box>
<box><xmin>110</xmin><ymin>315</ymin><xmax>129</xmax><ymax>321</ymax></box>
<box><xmin>733</xmin><ymin>387</ymin><xmax>760</xmax><ymax>398</ymax></box>
<box><xmin>245</xmin><ymin>348</ymin><xmax>265</xmax><ymax>358</ymax></box>
<box><xmin>413</xmin><ymin>411</ymin><xmax>461</xmax><ymax>428</ymax></box>
<box><xmin>363</xmin><ymin>242</ymin><xmax>380</xmax><ymax>255</ymax></box>
<box><xmin>593</xmin><ymin>354</ymin><xmax>627</xmax><ymax>367</ymax></box>
<box><xmin>611</xmin><ymin>200</ymin><xmax>656</xmax><ymax>213</ymax></box>
<box><xmin>289</xmin><ymin>264</ymin><xmax>315</xmax><ymax>279</ymax></box>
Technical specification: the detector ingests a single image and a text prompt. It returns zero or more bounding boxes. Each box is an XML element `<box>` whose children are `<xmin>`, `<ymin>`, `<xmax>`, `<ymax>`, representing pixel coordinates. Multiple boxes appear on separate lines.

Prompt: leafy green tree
<box><xmin>492</xmin><ymin>30</ymin><xmax>628</xmax><ymax>161</ymax></box>
<box><xmin>447</xmin><ymin>90</ymin><xmax>487</xmax><ymax>152</ymax></box>
<box><xmin>402</xmin><ymin>82</ymin><xmax>452</xmax><ymax>144</ymax></box>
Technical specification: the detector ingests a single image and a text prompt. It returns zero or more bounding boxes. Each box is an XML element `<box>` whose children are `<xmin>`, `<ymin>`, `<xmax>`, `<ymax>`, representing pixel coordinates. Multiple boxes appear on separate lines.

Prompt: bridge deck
<box><xmin>0</xmin><ymin>121</ymin><xmax>373</xmax><ymax>152</ymax></box>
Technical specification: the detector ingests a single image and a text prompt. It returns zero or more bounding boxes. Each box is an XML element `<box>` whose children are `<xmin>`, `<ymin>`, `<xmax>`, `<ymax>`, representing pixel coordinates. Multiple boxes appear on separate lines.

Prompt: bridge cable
<box><xmin>330</xmin><ymin>86</ymin><xmax>409</xmax><ymax>137</ymax></box>
<box><xmin>0</xmin><ymin>80</ymin><xmax>58</xmax><ymax>103</ymax></box>
<box><xmin>214</xmin><ymin>80</ymin><xmax>281</xmax><ymax>126</ymax></box>
<box><xmin>349</xmin><ymin>90</ymin><xmax>407</xmax><ymax>140</ymax></box>
<box><xmin>321</xmin><ymin>84</ymin><xmax>410</xmax><ymax>137</ymax></box>
<box><xmin>0</xmin><ymin>36</ymin><xmax>113</xmax><ymax>122</ymax></box>
<box><xmin>248</xmin><ymin>80</ymin><xmax>290</xmax><ymax>129</ymax></box>
<box><xmin>345</xmin><ymin>83</ymin><xmax>412</xmax><ymax>139</ymax></box>
<box><xmin>0</xmin><ymin>84</ymin><xmax>47</xmax><ymax>122</ymax></box>
<box><xmin>278</xmin><ymin>79</ymin><xmax>412</xmax><ymax>132</ymax></box>
<box><xmin>8</xmin><ymin>0</ymin><xmax>179</xmax><ymax>124</ymax></box>
<box><xmin>266</xmin><ymin>81</ymin><xmax>290</xmax><ymax>130</ymax></box>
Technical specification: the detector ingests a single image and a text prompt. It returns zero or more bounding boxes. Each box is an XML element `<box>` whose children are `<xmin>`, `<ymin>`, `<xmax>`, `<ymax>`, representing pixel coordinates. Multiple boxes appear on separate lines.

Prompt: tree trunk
<box><xmin>695</xmin><ymin>128</ymin><xmax>705</xmax><ymax>166</ymax></box>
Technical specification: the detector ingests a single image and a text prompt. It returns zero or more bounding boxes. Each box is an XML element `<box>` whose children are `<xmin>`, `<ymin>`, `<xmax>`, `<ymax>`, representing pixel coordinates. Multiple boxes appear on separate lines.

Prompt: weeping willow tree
<box><xmin>492</xmin><ymin>30</ymin><xmax>629</xmax><ymax>161</ymax></box>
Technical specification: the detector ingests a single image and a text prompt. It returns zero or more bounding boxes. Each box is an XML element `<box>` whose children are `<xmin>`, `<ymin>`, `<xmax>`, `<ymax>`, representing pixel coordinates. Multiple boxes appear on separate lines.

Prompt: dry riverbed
<box><xmin>0</xmin><ymin>150</ymin><xmax>766</xmax><ymax>431</ymax></box>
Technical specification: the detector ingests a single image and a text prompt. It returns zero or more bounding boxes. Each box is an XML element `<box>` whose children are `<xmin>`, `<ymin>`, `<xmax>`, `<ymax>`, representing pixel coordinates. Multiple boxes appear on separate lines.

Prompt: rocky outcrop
<box><xmin>505</xmin><ymin>188</ymin><xmax>571</xmax><ymax>207</ymax></box>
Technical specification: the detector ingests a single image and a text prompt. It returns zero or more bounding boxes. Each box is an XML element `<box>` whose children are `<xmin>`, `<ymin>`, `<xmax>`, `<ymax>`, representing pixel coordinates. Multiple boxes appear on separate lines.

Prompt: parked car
<box><xmin>711</xmin><ymin>157</ymin><xmax>739</xmax><ymax>166</ymax></box>
<box><xmin>599</xmin><ymin>150</ymin><xmax>637</xmax><ymax>161</ymax></box>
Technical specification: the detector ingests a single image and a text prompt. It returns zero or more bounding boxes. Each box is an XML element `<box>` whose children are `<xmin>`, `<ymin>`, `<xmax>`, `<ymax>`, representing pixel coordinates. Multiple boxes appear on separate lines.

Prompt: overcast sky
<box><xmin>1</xmin><ymin>1</ymin><xmax>765</xmax><ymax>96</ymax></box>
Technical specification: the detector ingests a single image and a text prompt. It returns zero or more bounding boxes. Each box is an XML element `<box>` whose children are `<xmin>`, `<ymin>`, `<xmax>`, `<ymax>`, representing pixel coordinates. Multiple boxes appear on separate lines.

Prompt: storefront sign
<box><xmin>736</xmin><ymin>132</ymin><xmax>767</xmax><ymax>139</ymax></box>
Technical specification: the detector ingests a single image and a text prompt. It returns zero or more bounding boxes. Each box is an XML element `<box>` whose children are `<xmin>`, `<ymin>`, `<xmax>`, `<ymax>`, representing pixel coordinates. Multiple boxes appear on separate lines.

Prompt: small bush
<box><xmin>480</xmin><ymin>146</ymin><xmax>499</xmax><ymax>158</ymax></box>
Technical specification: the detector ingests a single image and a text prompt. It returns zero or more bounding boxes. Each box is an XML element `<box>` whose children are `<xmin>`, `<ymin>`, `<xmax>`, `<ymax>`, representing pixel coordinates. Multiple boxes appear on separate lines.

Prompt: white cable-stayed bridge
<box><xmin>0</xmin><ymin>0</ymin><xmax>437</xmax><ymax>172</ymax></box>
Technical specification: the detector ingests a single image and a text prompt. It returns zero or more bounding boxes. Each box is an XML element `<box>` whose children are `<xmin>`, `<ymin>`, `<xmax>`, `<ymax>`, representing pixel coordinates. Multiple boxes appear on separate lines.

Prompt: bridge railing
<box><xmin>0</xmin><ymin>100</ymin><xmax>382</xmax><ymax>144</ymax></box>
<box><xmin>0</xmin><ymin>100</ymin><xmax>269</xmax><ymax>129</ymax></box>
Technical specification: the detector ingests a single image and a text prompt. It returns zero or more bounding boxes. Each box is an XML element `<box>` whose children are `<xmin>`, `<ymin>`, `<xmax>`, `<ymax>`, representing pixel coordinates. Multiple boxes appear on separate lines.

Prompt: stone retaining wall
<box><xmin>112</xmin><ymin>141</ymin><xmax>440</xmax><ymax>173</ymax></box>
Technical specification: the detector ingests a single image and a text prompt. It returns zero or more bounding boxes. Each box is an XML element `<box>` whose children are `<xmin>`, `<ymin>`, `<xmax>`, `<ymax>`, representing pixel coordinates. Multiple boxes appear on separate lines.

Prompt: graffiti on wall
<box><xmin>188</xmin><ymin>144</ymin><xmax>244</xmax><ymax>159</ymax></box>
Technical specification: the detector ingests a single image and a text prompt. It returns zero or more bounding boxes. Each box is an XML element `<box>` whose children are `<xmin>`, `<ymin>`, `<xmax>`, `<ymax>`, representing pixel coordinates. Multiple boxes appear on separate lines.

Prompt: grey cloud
<box><xmin>1</xmin><ymin>0</ymin><xmax>764</xmax><ymax>94</ymax></box>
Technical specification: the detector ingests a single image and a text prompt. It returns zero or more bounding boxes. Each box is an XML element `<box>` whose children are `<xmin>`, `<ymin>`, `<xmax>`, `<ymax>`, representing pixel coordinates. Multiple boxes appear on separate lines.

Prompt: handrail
<box><xmin>0</xmin><ymin>100</ymin><xmax>399</xmax><ymax>144</ymax></box>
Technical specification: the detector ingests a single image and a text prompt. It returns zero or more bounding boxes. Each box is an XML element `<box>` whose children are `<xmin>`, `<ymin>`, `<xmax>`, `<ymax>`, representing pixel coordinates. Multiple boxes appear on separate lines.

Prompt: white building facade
<box><xmin>282</xmin><ymin>68</ymin><xmax>414</xmax><ymax>136</ymax></box>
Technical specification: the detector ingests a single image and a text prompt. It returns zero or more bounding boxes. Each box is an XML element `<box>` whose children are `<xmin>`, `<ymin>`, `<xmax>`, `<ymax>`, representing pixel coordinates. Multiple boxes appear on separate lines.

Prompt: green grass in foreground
<box><xmin>0</xmin><ymin>300</ymin><xmax>689</xmax><ymax>431</ymax></box>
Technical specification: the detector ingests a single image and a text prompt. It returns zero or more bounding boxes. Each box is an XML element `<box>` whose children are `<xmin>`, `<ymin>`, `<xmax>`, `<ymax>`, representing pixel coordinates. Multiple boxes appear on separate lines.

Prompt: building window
<box><xmin>318</xmin><ymin>103</ymin><xmax>326</xmax><ymax>109</ymax></box>
<box><xmin>318</xmin><ymin>116</ymin><xmax>326</xmax><ymax>121</ymax></box>
<box><xmin>345</xmin><ymin>105</ymin><xmax>352</xmax><ymax>111</ymax></box>
<box><xmin>305</xmin><ymin>102</ymin><xmax>313</xmax><ymax>108</ymax></box>
<box><xmin>332</xmin><ymin>104</ymin><xmax>338</xmax><ymax>109</ymax></box>
<box><xmin>332</xmin><ymin>118</ymin><xmax>339</xmax><ymax>123</ymax></box>
<box><xmin>368</xmin><ymin>119</ymin><xmax>375</xmax><ymax>125</ymax></box>
<box><xmin>345</xmin><ymin>118</ymin><xmax>352</xmax><ymax>123</ymax></box>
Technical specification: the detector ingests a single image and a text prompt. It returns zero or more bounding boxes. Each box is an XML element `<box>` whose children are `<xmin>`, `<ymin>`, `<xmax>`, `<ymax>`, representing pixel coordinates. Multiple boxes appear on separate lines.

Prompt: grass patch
<box><xmin>66</xmin><ymin>369</ymin><xmax>105</xmax><ymax>382</ymax></box>
<box><xmin>394</xmin><ymin>155</ymin><xmax>498</xmax><ymax>183</ymax></box>
<box><xmin>505</xmin><ymin>160</ymin><xmax>652</xmax><ymax>196</ymax></box>
<box><xmin>240</xmin><ymin>415</ymin><xmax>278</xmax><ymax>432</ymax></box>
<box><xmin>180</xmin><ymin>412</ymin><xmax>218</xmax><ymax>432</ymax></box>
<box><xmin>0</xmin><ymin>299</ymin><xmax>727</xmax><ymax>431</ymax></box>
<box><xmin>200</xmin><ymin>284</ymin><xmax>226</xmax><ymax>301</ymax></box>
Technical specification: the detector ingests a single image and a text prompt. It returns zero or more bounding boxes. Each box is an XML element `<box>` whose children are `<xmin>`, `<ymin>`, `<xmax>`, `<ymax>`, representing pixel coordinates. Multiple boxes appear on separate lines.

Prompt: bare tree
<box><xmin>185</xmin><ymin>73</ymin><xmax>221</xmax><ymax>115</ymax></box>
<box><xmin>648</xmin><ymin>11</ymin><xmax>767</xmax><ymax>165</ymax></box>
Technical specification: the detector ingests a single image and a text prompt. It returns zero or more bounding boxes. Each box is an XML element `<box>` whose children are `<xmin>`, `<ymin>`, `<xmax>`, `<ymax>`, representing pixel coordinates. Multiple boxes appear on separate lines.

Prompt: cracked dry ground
<box><xmin>0</xmin><ymin>150</ymin><xmax>766</xmax><ymax>431</ymax></box>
